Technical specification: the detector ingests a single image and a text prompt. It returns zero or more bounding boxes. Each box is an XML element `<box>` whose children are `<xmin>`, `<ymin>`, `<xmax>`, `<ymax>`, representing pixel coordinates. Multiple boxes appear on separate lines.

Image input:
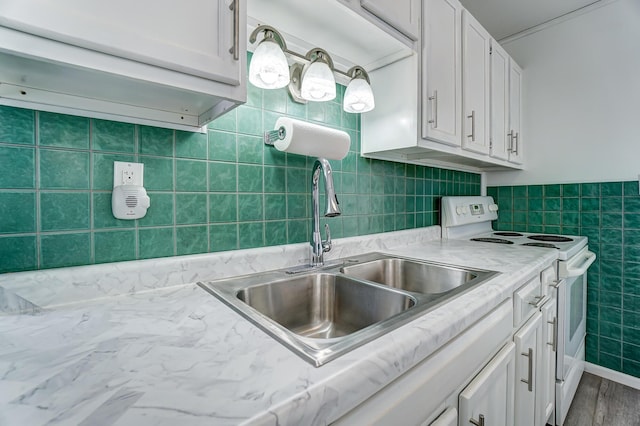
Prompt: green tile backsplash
<box><xmin>0</xmin><ymin>74</ymin><xmax>480</xmax><ymax>275</ymax></box>
<box><xmin>488</xmin><ymin>182</ymin><xmax>640</xmax><ymax>379</ymax></box>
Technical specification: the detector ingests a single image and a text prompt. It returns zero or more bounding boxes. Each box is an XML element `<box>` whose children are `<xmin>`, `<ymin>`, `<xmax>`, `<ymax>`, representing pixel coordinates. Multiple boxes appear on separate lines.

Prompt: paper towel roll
<box><xmin>272</xmin><ymin>117</ymin><xmax>350</xmax><ymax>160</ymax></box>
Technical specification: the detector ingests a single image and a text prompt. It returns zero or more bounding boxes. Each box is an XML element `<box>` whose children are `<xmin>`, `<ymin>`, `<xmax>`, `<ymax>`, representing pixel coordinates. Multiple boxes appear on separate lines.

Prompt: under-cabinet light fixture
<box><xmin>249</xmin><ymin>24</ymin><xmax>375</xmax><ymax>113</ymax></box>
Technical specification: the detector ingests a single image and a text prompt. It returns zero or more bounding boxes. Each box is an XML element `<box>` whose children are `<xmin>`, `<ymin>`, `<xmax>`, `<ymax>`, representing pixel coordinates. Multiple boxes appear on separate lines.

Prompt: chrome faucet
<box><xmin>311</xmin><ymin>158</ymin><xmax>341</xmax><ymax>266</ymax></box>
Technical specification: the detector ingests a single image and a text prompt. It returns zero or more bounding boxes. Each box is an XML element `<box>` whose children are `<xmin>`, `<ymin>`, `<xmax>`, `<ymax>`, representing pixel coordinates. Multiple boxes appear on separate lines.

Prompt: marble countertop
<box><xmin>0</xmin><ymin>230</ymin><xmax>558</xmax><ymax>425</ymax></box>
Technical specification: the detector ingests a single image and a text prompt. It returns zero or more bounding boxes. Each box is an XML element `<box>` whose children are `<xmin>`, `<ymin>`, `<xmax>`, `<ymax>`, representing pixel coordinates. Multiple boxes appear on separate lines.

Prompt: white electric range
<box><xmin>441</xmin><ymin>196</ymin><xmax>596</xmax><ymax>426</ymax></box>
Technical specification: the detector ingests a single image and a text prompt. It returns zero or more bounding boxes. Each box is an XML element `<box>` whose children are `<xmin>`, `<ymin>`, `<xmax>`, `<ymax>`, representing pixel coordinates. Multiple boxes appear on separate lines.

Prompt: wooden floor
<box><xmin>564</xmin><ymin>372</ymin><xmax>640</xmax><ymax>426</ymax></box>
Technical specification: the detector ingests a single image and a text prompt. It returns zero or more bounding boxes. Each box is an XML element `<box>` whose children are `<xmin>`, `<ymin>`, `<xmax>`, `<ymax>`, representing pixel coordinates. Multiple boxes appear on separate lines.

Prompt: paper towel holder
<box><xmin>264</xmin><ymin>126</ymin><xmax>286</xmax><ymax>146</ymax></box>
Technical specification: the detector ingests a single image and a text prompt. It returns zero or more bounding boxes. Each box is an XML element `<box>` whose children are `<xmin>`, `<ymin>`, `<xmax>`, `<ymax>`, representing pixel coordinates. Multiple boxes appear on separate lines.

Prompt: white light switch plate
<box><xmin>113</xmin><ymin>161</ymin><xmax>144</xmax><ymax>187</ymax></box>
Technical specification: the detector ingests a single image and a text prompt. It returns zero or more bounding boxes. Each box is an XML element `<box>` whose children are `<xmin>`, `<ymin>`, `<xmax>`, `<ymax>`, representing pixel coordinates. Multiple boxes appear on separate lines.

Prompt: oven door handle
<box><xmin>565</xmin><ymin>251</ymin><xmax>596</xmax><ymax>277</ymax></box>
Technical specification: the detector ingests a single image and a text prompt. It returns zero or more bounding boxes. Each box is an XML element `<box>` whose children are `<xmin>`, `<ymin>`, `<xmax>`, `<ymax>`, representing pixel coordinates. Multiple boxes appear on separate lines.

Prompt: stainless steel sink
<box><xmin>341</xmin><ymin>258</ymin><xmax>485</xmax><ymax>294</ymax></box>
<box><xmin>237</xmin><ymin>273</ymin><xmax>415</xmax><ymax>339</ymax></box>
<box><xmin>198</xmin><ymin>252</ymin><xmax>499</xmax><ymax>367</ymax></box>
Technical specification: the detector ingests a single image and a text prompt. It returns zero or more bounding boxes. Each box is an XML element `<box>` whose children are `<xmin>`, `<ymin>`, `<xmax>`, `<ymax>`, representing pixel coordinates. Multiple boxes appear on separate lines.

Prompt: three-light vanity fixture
<box><xmin>248</xmin><ymin>25</ymin><xmax>375</xmax><ymax>113</ymax></box>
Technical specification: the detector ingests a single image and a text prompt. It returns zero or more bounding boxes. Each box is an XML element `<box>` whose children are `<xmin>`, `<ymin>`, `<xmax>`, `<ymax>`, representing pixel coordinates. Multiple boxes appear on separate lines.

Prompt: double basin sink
<box><xmin>198</xmin><ymin>252</ymin><xmax>499</xmax><ymax>366</ymax></box>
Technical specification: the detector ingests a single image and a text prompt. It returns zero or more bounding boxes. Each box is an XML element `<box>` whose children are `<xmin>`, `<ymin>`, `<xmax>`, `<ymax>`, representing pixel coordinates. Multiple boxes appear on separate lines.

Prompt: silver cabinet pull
<box><xmin>428</xmin><ymin>90</ymin><xmax>438</xmax><ymax>128</ymax></box>
<box><xmin>507</xmin><ymin>130</ymin><xmax>513</xmax><ymax>152</ymax></box>
<box><xmin>467</xmin><ymin>110</ymin><xmax>475</xmax><ymax>141</ymax></box>
<box><xmin>521</xmin><ymin>348</ymin><xmax>534</xmax><ymax>392</ymax></box>
<box><xmin>228</xmin><ymin>0</ymin><xmax>240</xmax><ymax>60</ymax></box>
<box><xmin>513</xmin><ymin>132</ymin><xmax>519</xmax><ymax>155</ymax></box>
<box><xmin>470</xmin><ymin>414</ymin><xmax>485</xmax><ymax>426</ymax></box>
<box><xmin>528</xmin><ymin>295</ymin><xmax>545</xmax><ymax>308</ymax></box>
<box><xmin>548</xmin><ymin>316</ymin><xmax>557</xmax><ymax>352</ymax></box>
<box><xmin>548</xmin><ymin>279</ymin><xmax>562</xmax><ymax>289</ymax></box>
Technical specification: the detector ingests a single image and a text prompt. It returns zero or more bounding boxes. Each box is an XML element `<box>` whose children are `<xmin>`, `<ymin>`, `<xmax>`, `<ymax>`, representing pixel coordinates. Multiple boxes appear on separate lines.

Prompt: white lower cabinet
<box><xmin>428</xmin><ymin>406</ymin><xmax>457</xmax><ymax>426</ymax></box>
<box><xmin>459</xmin><ymin>341</ymin><xmax>515</xmax><ymax>426</ymax></box>
<box><xmin>514</xmin><ymin>311</ymin><xmax>542</xmax><ymax>426</ymax></box>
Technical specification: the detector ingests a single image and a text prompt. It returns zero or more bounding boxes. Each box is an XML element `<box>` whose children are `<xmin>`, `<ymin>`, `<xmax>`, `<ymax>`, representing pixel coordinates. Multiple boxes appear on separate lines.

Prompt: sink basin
<box><xmin>341</xmin><ymin>258</ymin><xmax>484</xmax><ymax>294</ymax></box>
<box><xmin>198</xmin><ymin>252</ymin><xmax>499</xmax><ymax>367</ymax></box>
<box><xmin>237</xmin><ymin>273</ymin><xmax>415</xmax><ymax>339</ymax></box>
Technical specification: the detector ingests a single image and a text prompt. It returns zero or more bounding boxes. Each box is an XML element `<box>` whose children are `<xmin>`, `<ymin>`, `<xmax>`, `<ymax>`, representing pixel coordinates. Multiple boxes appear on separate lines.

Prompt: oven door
<box><xmin>556</xmin><ymin>273</ymin><xmax>586</xmax><ymax>380</ymax></box>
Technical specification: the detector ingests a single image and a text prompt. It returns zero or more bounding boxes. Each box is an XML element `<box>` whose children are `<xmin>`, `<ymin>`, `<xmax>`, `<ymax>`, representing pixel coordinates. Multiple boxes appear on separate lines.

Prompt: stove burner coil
<box><xmin>522</xmin><ymin>242</ymin><xmax>559</xmax><ymax>249</ymax></box>
<box><xmin>470</xmin><ymin>237</ymin><xmax>514</xmax><ymax>244</ymax></box>
<box><xmin>494</xmin><ymin>232</ymin><xmax>524</xmax><ymax>237</ymax></box>
<box><xmin>527</xmin><ymin>235</ymin><xmax>573</xmax><ymax>243</ymax></box>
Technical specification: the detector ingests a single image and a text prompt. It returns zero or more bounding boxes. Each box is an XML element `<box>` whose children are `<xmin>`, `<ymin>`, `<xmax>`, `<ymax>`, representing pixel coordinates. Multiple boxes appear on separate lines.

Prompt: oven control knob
<box><xmin>456</xmin><ymin>206</ymin><xmax>464</xmax><ymax>215</ymax></box>
<box><xmin>462</xmin><ymin>205</ymin><xmax>470</xmax><ymax>215</ymax></box>
<box><xmin>488</xmin><ymin>204</ymin><xmax>499</xmax><ymax>212</ymax></box>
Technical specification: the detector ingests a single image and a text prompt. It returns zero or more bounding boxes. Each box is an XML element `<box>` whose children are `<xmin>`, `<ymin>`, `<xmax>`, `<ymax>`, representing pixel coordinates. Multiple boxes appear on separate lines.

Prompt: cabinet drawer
<box><xmin>513</xmin><ymin>276</ymin><xmax>542</xmax><ymax>327</ymax></box>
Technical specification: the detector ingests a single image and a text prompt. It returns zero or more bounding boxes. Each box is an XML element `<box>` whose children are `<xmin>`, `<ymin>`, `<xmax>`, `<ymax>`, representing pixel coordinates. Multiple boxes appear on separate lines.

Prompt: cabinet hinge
<box><xmin>489</xmin><ymin>46</ymin><xmax>493</xmax><ymax>55</ymax></box>
<box><xmin>489</xmin><ymin>139</ymin><xmax>493</xmax><ymax>149</ymax></box>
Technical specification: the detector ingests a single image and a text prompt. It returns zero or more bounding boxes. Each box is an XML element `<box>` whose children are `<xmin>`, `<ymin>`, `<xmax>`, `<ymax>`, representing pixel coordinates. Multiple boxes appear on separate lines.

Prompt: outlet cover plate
<box><xmin>113</xmin><ymin>161</ymin><xmax>144</xmax><ymax>187</ymax></box>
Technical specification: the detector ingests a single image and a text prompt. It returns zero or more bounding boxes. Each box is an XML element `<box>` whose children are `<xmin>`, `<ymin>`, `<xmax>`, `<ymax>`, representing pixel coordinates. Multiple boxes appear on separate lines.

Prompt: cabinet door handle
<box><xmin>469</xmin><ymin>414</ymin><xmax>485</xmax><ymax>426</ymax></box>
<box><xmin>467</xmin><ymin>110</ymin><xmax>475</xmax><ymax>141</ymax></box>
<box><xmin>521</xmin><ymin>348</ymin><xmax>534</xmax><ymax>392</ymax></box>
<box><xmin>228</xmin><ymin>0</ymin><xmax>240</xmax><ymax>60</ymax></box>
<box><xmin>513</xmin><ymin>132</ymin><xmax>519</xmax><ymax>155</ymax></box>
<box><xmin>428</xmin><ymin>90</ymin><xmax>438</xmax><ymax>128</ymax></box>
<box><xmin>548</xmin><ymin>316</ymin><xmax>557</xmax><ymax>352</ymax></box>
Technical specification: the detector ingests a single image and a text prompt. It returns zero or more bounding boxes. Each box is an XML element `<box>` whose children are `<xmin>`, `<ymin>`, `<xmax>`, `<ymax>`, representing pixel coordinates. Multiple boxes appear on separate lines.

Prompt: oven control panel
<box><xmin>441</xmin><ymin>196</ymin><xmax>499</xmax><ymax>228</ymax></box>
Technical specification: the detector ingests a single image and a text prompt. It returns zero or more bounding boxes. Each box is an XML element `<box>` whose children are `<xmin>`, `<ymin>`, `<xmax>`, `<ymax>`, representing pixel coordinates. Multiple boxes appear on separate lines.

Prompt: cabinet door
<box><xmin>459</xmin><ymin>342</ymin><xmax>515</xmax><ymax>426</ymax></box>
<box><xmin>461</xmin><ymin>11</ymin><xmax>490</xmax><ymax>155</ymax></box>
<box><xmin>422</xmin><ymin>0</ymin><xmax>462</xmax><ymax>147</ymax></box>
<box><xmin>361</xmin><ymin>0</ymin><xmax>420</xmax><ymax>40</ymax></box>
<box><xmin>538</xmin><ymin>298</ymin><xmax>557</xmax><ymax>426</ymax></box>
<box><xmin>489</xmin><ymin>40</ymin><xmax>510</xmax><ymax>161</ymax></box>
<box><xmin>508</xmin><ymin>59</ymin><xmax>524</xmax><ymax>164</ymax></box>
<box><xmin>0</xmin><ymin>0</ymin><xmax>243</xmax><ymax>84</ymax></box>
<box><xmin>514</xmin><ymin>311</ymin><xmax>542</xmax><ymax>426</ymax></box>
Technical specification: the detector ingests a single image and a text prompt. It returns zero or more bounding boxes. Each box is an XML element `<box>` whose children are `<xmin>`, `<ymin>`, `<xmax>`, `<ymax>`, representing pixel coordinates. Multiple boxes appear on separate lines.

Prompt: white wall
<box><xmin>486</xmin><ymin>0</ymin><xmax>640</xmax><ymax>186</ymax></box>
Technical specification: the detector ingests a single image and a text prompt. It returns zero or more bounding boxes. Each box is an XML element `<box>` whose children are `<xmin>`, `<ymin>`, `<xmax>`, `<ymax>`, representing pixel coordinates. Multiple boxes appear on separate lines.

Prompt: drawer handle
<box><xmin>548</xmin><ymin>316</ymin><xmax>558</xmax><ymax>352</ymax></box>
<box><xmin>528</xmin><ymin>295</ymin><xmax>545</xmax><ymax>309</ymax></box>
<box><xmin>470</xmin><ymin>414</ymin><xmax>485</xmax><ymax>426</ymax></box>
<box><xmin>521</xmin><ymin>348</ymin><xmax>534</xmax><ymax>392</ymax></box>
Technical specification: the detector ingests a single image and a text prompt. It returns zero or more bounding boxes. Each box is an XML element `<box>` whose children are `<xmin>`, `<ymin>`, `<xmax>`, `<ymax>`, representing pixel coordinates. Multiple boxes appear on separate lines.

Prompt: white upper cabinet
<box><xmin>461</xmin><ymin>10</ymin><xmax>491</xmax><ymax>155</ymax></box>
<box><xmin>360</xmin><ymin>0</ymin><xmax>421</xmax><ymax>41</ymax></box>
<box><xmin>509</xmin><ymin>59</ymin><xmax>524</xmax><ymax>164</ymax></box>
<box><xmin>489</xmin><ymin>39</ymin><xmax>524</xmax><ymax>164</ymax></box>
<box><xmin>0</xmin><ymin>0</ymin><xmax>246</xmax><ymax>130</ymax></box>
<box><xmin>422</xmin><ymin>0</ymin><xmax>463</xmax><ymax>147</ymax></box>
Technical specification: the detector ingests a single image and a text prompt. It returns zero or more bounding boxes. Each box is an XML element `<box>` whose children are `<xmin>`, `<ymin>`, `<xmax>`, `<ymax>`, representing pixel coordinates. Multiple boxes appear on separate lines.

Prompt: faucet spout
<box><xmin>311</xmin><ymin>158</ymin><xmax>340</xmax><ymax>266</ymax></box>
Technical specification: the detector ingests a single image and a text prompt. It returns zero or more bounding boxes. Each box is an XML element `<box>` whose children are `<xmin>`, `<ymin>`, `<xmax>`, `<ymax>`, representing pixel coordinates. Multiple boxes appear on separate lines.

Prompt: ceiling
<box><xmin>459</xmin><ymin>0</ymin><xmax>602</xmax><ymax>40</ymax></box>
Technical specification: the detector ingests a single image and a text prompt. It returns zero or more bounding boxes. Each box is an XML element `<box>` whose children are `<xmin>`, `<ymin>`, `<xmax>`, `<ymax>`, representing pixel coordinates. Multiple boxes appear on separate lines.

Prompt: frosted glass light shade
<box><xmin>249</xmin><ymin>39</ymin><xmax>290</xmax><ymax>89</ymax></box>
<box><xmin>344</xmin><ymin>77</ymin><xmax>375</xmax><ymax>113</ymax></box>
<box><xmin>300</xmin><ymin>61</ymin><xmax>336</xmax><ymax>102</ymax></box>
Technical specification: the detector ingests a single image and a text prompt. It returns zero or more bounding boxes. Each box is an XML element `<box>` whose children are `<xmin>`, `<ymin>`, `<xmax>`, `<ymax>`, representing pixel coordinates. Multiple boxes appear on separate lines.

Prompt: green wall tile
<box><xmin>562</xmin><ymin>183</ymin><xmax>580</xmax><ymax>197</ymax></box>
<box><xmin>138</xmin><ymin>193</ymin><xmax>174</xmax><ymax>227</ymax></box>
<box><xmin>239</xmin><ymin>222</ymin><xmax>264</xmax><ymax>249</ymax></box>
<box><xmin>40</xmin><ymin>192</ymin><xmax>90</xmax><ymax>231</ymax></box>
<box><xmin>139</xmin><ymin>126</ymin><xmax>173</xmax><ymax>156</ymax></box>
<box><xmin>176</xmin><ymin>225</ymin><xmax>208</xmax><ymax>255</ymax></box>
<box><xmin>210</xmin><ymin>224</ymin><xmax>238</xmax><ymax>252</ymax></box>
<box><xmin>237</xmin><ymin>135</ymin><xmax>263</xmax><ymax>164</ymax></box>
<box><xmin>265</xmin><ymin>221</ymin><xmax>287</xmax><ymax>246</ymax></box>
<box><xmin>208</xmin><ymin>109</ymin><xmax>236</xmax><ymax>132</ymax></box>
<box><xmin>40</xmin><ymin>149</ymin><xmax>89</xmax><ymax>189</ymax></box>
<box><xmin>93</xmin><ymin>193</ymin><xmax>135</xmax><ymax>229</ymax></box>
<box><xmin>176</xmin><ymin>193</ymin><xmax>207</xmax><ymax>225</ymax></box>
<box><xmin>238</xmin><ymin>194</ymin><xmax>263</xmax><ymax>221</ymax></box>
<box><xmin>141</xmin><ymin>157</ymin><xmax>174</xmax><ymax>191</ymax></box>
<box><xmin>38</xmin><ymin>112</ymin><xmax>89</xmax><ymax>149</ymax></box>
<box><xmin>236</xmin><ymin>106</ymin><xmax>262</xmax><ymax>136</ymax></box>
<box><xmin>0</xmin><ymin>106</ymin><xmax>35</xmax><ymax>145</ymax></box>
<box><xmin>95</xmin><ymin>230</ymin><xmax>136</xmax><ymax>264</ymax></box>
<box><xmin>92</xmin><ymin>119</ymin><xmax>135</xmax><ymax>152</ymax></box>
<box><xmin>209</xmin><ymin>130</ymin><xmax>237</xmax><ymax>162</ymax></box>
<box><xmin>265</xmin><ymin>194</ymin><xmax>286</xmax><ymax>220</ymax></box>
<box><xmin>0</xmin><ymin>146</ymin><xmax>35</xmax><ymax>188</ymax></box>
<box><xmin>176</xmin><ymin>160</ymin><xmax>207</xmax><ymax>192</ymax></box>
<box><xmin>238</xmin><ymin>164</ymin><xmax>263</xmax><ymax>192</ymax></box>
<box><xmin>138</xmin><ymin>227</ymin><xmax>174</xmax><ymax>259</ymax></box>
<box><xmin>175</xmin><ymin>131</ymin><xmax>207</xmax><ymax>160</ymax></box>
<box><xmin>209</xmin><ymin>161</ymin><xmax>237</xmax><ymax>192</ymax></box>
<box><xmin>210</xmin><ymin>194</ymin><xmax>237</xmax><ymax>222</ymax></box>
<box><xmin>263</xmin><ymin>89</ymin><xmax>287</xmax><ymax>113</ymax></box>
<box><xmin>40</xmin><ymin>233</ymin><xmax>91</xmax><ymax>269</ymax></box>
<box><xmin>0</xmin><ymin>192</ymin><xmax>36</xmax><ymax>234</ymax></box>
<box><xmin>0</xmin><ymin>236</ymin><xmax>37</xmax><ymax>273</ymax></box>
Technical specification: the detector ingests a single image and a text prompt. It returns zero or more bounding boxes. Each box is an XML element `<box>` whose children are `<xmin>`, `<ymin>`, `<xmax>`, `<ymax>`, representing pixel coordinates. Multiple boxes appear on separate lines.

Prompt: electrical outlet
<box><xmin>113</xmin><ymin>161</ymin><xmax>144</xmax><ymax>187</ymax></box>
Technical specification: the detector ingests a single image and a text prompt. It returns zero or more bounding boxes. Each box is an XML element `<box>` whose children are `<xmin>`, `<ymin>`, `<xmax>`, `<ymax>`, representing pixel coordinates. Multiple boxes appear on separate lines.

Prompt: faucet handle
<box><xmin>322</xmin><ymin>223</ymin><xmax>332</xmax><ymax>253</ymax></box>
